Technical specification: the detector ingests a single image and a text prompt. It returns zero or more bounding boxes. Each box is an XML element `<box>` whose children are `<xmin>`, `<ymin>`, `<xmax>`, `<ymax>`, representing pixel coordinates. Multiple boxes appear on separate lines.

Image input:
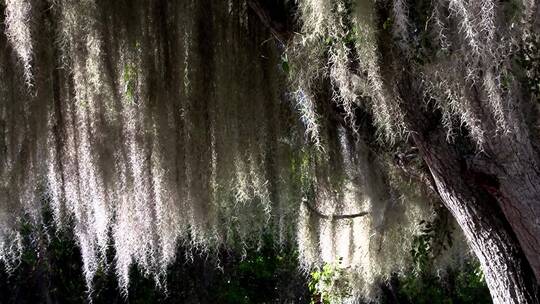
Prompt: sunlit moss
<box><xmin>0</xmin><ymin>0</ymin><xmax>472</xmax><ymax>301</ymax></box>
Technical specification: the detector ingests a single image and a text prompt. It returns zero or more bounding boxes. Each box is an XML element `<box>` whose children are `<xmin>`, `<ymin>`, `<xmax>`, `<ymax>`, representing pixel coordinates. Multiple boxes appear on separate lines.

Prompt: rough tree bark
<box><xmin>394</xmin><ymin>71</ymin><xmax>540</xmax><ymax>304</ymax></box>
<box><xmin>466</xmin><ymin>79</ymin><xmax>540</xmax><ymax>283</ymax></box>
<box><xmin>420</xmin><ymin>138</ymin><xmax>538</xmax><ymax>304</ymax></box>
<box><xmin>485</xmin><ymin>131</ymin><xmax>540</xmax><ymax>282</ymax></box>
<box><xmin>374</xmin><ymin>2</ymin><xmax>540</xmax><ymax>300</ymax></box>
<box><xmin>411</xmin><ymin>124</ymin><xmax>539</xmax><ymax>304</ymax></box>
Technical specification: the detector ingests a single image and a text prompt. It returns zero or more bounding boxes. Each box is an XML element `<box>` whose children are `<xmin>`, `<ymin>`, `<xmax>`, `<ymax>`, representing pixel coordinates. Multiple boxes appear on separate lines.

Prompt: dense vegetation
<box><xmin>0</xmin><ymin>211</ymin><xmax>490</xmax><ymax>303</ymax></box>
<box><xmin>0</xmin><ymin>211</ymin><xmax>309</xmax><ymax>303</ymax></box>
<box><xmin>0</xmin><ymin>0</ymin><xmax>539</xmax><ymax>303</ymax></box>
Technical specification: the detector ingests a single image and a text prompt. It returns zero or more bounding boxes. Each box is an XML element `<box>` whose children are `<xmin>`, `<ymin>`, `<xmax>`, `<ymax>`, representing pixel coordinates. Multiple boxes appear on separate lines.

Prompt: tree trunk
<box><xmin>391</xmin><ymin>66</ymin><xmax>539</xmax><ymax>302</ymax></box>
<box><xmin>469</xmin><ymin>81</ymin><xmax>540</xmax><ymax>282</ymax></box>
<box><xmin>385</xmin><ymin>23</ymin><xmax>540</xmax><ymax>300</ymax></box>
<box><xmin>412</xmin><ymin>129</ymin><xmax>539</xmax><ymax>304</ymax></box>
<box><xmin>484</xmin><ymin>134</ymin><xmax>540</xmax><ymax>282</ymax></box>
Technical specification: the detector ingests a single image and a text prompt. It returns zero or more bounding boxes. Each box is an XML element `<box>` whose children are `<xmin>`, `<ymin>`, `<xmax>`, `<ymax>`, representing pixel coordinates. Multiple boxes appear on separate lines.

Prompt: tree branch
<box><xmin>302</xmin><ymin>199</ymin><xmax>369</xmax><ymax>219</ymax></box>
<box><xmin>393</xmin><ymin>150</ymin><xmax>438</xmax><ymax>194</ymax></box>
<box><xmin>247</xmin><ymin>0</ymin><xmax>294</xmax><ymax>43</ymax></box>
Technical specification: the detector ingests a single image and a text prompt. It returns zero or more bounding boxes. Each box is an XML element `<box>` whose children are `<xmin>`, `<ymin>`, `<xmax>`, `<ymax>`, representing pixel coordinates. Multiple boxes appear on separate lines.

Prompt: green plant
<box><xmin>411</xmin><ymin>207</ymin><xmax>454</xmax><ymax>274</ymax></box>
<box><xmin>122</xmin><ymin>62</ymin><xmax>138</xmax><ymax>104</ymax></box>
<box><xmin>308</xmin><ymin>258</ymin><xmax>352</xmax><ymax>304</ymax></box>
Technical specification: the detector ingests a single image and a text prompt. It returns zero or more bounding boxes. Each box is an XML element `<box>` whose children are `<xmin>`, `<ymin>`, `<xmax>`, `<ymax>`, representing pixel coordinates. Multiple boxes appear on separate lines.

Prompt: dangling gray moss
<box><xmin>0</xmin><ymin>0</ymin><xmax>468</xmax><ymax>301</ymax></box>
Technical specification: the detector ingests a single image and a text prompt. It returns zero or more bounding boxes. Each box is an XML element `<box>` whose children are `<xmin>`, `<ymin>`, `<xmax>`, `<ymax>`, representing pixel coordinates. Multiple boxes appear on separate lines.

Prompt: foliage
<box><xmin>398</xmin><ymin>210</ymin><xmax>491</xmax><ymax>304</ymax></box>
<box><xmin>0</xmin><ymin>207</ymin><xmax>492</xmax><ymax>303</ymax></box>
<box><xmin>398</xmin><ymin>261</ymin><xmax>491</xmax><ymax>304</ymax></box>
<box><xmin>516</xmin><ymin>33</ymin><xmax>540</xmax><ymax>98</ymax></box>
<box><xmin>410</xmin><ymin>207</ymin><xmax>454</xmax><ymax>274</ymax></box>
<box><xmin>0</xmin><ymin>215</ymin><xmax>309</xmax><ymax>304</ymax></box>
<box><xmin>122</xmin><ymin>62</ymin><xmax>138</xmax><ymax>104</ymax></box>
<box><xmin>308</xmin><ymin>258</ymin><xmax>352</xmax><ymax>304</ymax></box>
